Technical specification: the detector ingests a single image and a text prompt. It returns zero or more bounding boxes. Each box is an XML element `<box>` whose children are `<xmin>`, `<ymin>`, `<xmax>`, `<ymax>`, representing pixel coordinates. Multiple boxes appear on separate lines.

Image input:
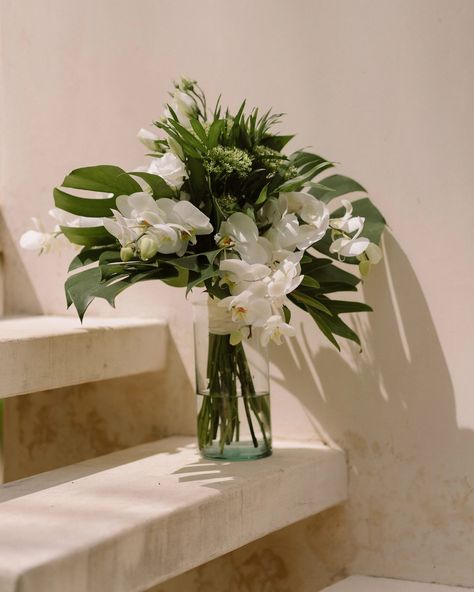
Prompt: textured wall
<box><xmin>1</xmin><ymin>0</ymin><xmax>473</xmax><ymax>588</ymax></box>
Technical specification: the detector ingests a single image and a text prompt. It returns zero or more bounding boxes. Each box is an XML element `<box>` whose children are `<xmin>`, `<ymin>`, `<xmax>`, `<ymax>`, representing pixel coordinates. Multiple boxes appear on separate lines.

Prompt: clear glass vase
<box><xmin>192</xmin><ymin>294</ymin><xmax>272</xmax><ymax>461</ymax></box>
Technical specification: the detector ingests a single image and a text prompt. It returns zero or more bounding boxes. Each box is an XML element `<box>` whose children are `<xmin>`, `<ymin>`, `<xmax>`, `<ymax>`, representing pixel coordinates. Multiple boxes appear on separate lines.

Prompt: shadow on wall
<box><xmin>0</xmin><ymin>209</ymin><xmax>42</xmax><ymax>315</ymax></box>
<box><xmin>271</xmin><ymin>231</ymin><xmax>474</xmax><ymax>585</ymax></box>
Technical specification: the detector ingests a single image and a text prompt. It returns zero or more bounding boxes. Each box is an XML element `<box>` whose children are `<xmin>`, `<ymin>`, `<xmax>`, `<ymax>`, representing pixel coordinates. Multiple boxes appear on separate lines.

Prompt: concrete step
<box><xmin>322</xmin><ymin>576</ymin><xmax>471</xmax><ymax>591</ymax></box>
<box><xmin>0</xmin><ymin>436</ymin><xmax>347</xmax><ymax>592</ymax></box>
<box><xmin>0</xmin><ymin>315</ymin><xmax>167</xmax><ymax>398</ymax></box>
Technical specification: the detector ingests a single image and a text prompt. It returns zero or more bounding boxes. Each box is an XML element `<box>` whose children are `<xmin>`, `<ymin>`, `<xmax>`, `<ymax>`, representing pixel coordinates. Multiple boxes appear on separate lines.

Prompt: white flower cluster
<box><xmin>211</xmin><ymin>191</ymin><xmax>380</xmax><ymax>347</ymax></box>
<box><xmin>103</xmin><ymin>192</ymin><xmax>213</xmax><ymax>260</ymax></box>
<box><xmin>19</xmin><ymin>208</ymin><xmax>103</xmax><ymax>253</ymax></box>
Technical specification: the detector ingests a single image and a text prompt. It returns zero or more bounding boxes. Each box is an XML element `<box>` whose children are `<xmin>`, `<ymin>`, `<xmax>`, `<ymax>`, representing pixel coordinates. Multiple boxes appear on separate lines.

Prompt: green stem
<box><xmin>197</xmin><ymin>332</ymin><xmax>270</xmax><ymax>454</ymax></box>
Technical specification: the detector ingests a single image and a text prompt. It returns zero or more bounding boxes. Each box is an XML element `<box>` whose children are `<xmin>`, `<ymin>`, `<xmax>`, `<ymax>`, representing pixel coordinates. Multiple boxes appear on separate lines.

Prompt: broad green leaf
<box><xmin>94</xmin><ymin>267</ymin><xmax>179</xmax><ymax>309</ymax></box>
<box><xmin>185</xmin><ymin>266</ymin><xmax>220</xmax><ymax>295</ymax></box>
<box><xmin>54</xmin><ymin>188</ymin><xmax>116</xmax><ymax>217</ymax></box>
<box><xmin>128</xmin><ymin>172</ymin><xmax>175</xmax><ymax>198</ymax></box>
<box><xmin>62</xmin><ymin>165</ymin><xmax>141</xmax><ymax>196</ymax></box>
<box><xmin>261</xmin><ymin>135</ymin><xmax>295</xmax><ymax>151</ymax></box>
<box><xmin>65</xmin><ymin>267</ymin><xmax>103</xmax><ymax>318</ymax></box>
<box><xmin>61</xmin><ymin>225</ymin><xmax>113</xmax><ymax>247</ymax></box>
<box><xmin>308</xmin><ymin>174</ymin><xmax>366</xmax><ymax>204</ymax></box>
<box><xmin>163</xmin><ymin>267</ymin><xmax>189</xmax><ymax>288</ymax></box>
<box><xmin>165</xmin><ymin>250</ymin><xmax>221</xmax><ymax>272</ymax></box>
<box><xmin>68</xmin><ymin>246</ymin><xmax>117</xmax><ymax>271</ymax></box>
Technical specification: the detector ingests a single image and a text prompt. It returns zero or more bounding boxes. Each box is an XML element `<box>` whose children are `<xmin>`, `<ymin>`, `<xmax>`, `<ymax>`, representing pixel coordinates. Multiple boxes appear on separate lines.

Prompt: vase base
<box><xmin>200</xmin><ymin>440</ymin><xmax>272</xmax><ymax>461</ymax></box>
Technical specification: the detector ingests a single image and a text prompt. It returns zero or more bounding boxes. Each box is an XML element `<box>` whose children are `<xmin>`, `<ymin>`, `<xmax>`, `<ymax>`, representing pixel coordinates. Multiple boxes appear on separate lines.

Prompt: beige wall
<box><xmin>1</xmin><ymin>0</ymin><xmax>473</xmax><ymax>588</ymax></box>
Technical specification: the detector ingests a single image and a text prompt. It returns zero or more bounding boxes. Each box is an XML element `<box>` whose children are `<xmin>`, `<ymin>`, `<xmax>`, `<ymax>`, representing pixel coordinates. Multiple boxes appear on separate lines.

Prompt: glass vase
<box><xmin>192</xmin><ymin>294</ymin><xmax>272</xmax><ymax>461</ymax></box>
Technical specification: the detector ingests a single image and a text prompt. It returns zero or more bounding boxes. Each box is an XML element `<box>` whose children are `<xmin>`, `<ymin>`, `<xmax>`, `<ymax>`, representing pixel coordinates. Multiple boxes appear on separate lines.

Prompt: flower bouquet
<box><xmin>21</xmin><ymin>77</ymin><xmax>386</xmax><ymax>460</ymax></box>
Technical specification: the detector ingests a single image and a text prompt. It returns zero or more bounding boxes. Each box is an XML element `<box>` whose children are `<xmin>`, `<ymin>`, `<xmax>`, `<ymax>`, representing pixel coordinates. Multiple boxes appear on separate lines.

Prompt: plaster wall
<box><xmin>1</xmin><ymin>0</ymin><xmax>473</xmax><ymax>589</ymax></box>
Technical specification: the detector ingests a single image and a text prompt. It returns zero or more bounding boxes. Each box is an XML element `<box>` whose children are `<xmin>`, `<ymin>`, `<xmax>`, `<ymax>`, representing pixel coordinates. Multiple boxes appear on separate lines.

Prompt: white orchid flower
<box><xmin>138</xmin><ymin>224</ymin><xmax>184</xmax><ymax>258</ymax></box>
<box><xmin>259</xmin><ymin>199</ymin><xmax>283</xmax><ymax>226</ymax></box>
<box><xmin>265</xmin><ymin>258</ymin><xmax>303</xmax><ymax>305</ymax></box>
<box><xmin>329</xmin><ymin>199</ymin><xmax>364</xmax><ymax>234</ymax></box>
<box><xmin>261</xmin><ymin>315</ymin><xmax>296</xmax><ymax>346</ymax></box>
<box><xmin>229</xmin><ymin>326</ymin><xmax>250</xmax><ymax>346</ymax></box>
<box><xmin>265</xmin><ymin>213</ymin><xmax>299</xmax><ymax>251</ymax></box>
<box><xmin>219</xmin><ymin>259</ymin><xmax>271</xmax><ymax>283</ymax></box>
<box><xmin>219</xmin><ymin>289</ymin><xmax>272</xmax><ymax>327</ymax></box>
<box><xmin>153</xmin><ymin>198</ymin><xmax>213</xmax><ymax>254</ymax></box>
<box><xmin>116</xmin><ymin>192</ymin><xmax>165</xmax><ymax>225</ymax></box>
<box><xmin>365</xmin><ymin>242</ymin><xmax>383</xmax><ymax>264</ymax></box>
<box><xmin>20</xmin><ymin>208</ymin><xmax>99</xmax><ymax>253</ymax></box>
<box><xmin>208</xmin><ymin>297</ymin><xmax>240</xmax><ymax>335</ymax></box>
<box><xmin>147</xmin><ymin>152</ymin><xmax>187</xmax><ymax>189</ymax></box>
<box><xmin>20</xmin><ymin>218</ymin><xmax>58</xmax><ymax>253</ymax></box>
<box><xmin>137</xmin><ymin>128</ymin><xmax>160</xmax><ymax>151</ymax></box>
<box><xmin>164</xmin><ymin>90</ymin><xmax>198</xmax><ymax>127</ymax></box>
<box><xmin>164</xmin><ymin>199</ymin><xmax>213</xmax><ymax>240</ymax></box>
<box><xmin>358</xmin><ymin>242</ymin><xmax>383</xmax><ymax>275</ymax></box>
<box><xmin>216</xmin><ymin>212</ymin><xmax>270</xmax><ymax>264</ymax></box>
<box><xmin>280</xmin><ymin>192</ymin><xmax>329</xmax><ymax>238</ymax></box>
<box><xmin>49</xmin><ymin>208</ymin><xmax>103</xmax><ymax>229</ymax></box>
<box><xmin>103</xmin><ymin>210</ymin><xmax>139</xmax><ymax>247</ymax></box>
<box><xmin>147</xmin><ymin>224</ymin><xmax>187</xmax><ymax>256</ymax></box>
<box><xmin>329</xmin><ymin>225</ymin><xmax>370</xmax><ymax>258</ymax></box>
<box><xmin>328</xmin><ymin>200</ymin><xmax>372</xmax><ymax>258</ymax></box>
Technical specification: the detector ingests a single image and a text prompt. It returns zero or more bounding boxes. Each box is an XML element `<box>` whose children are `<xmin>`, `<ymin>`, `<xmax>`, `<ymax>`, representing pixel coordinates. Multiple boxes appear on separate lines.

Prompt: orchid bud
<box><xmin>120</xmin><ymin>246</ymin><xmax>134</xmax><ymax>262</ymax></box>
<box><xmin>138</xmin><ymin>236</ymin><xmax>158</xmax><ymax>260</ymax></box>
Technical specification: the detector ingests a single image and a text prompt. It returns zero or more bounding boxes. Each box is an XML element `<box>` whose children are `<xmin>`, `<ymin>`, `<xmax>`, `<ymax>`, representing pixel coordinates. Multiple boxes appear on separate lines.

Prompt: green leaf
<box><xmin>317</xmin><ymin>312</ymin><xmax>361</xmax><ymax>346</ymax></box>
<box><xmin>94</xmin><ymin>267</ymin><xmax>179</xmax><ymax>308</ymax></box>
<box><xmin>290</xmin><ymin>291</ymin><xmax>332</xmax><ymax>315</ymax></box>
<box><xmin>186</xmin><ymin>267</ymin><xmax>220</xmax><ymax>295</ymax></box>
<box><xmin>65</xmin><ymin>265</ymin><xmax>179</xmax><ymax>320</ymax></box>
<box><xmin>291</xmin><ymin>151</ymin><xmax>334</xmax><ymax>178</ymax></box>
<box><xmin>163</xmin><ymin>267</ymin><xmax>189</xmax><ymax>288</ymax></box>
<box><xmin>68</xmin><ymin>246</ymin><xmax>117</xmax><ymax>271</ymax></box>
<box><xmin>168</xmin><ymin>119</ymin><xmax>206</xmax><ymax>152</ymax></box>
<box><xmin>262</xmin><ymin>135</ymin><xmax>295</xmax><ymax>151</ymax></box>
<box><xmin>301</xmin><ymin>275</ymin><xmax>320</xmax><ymax>289</ymax></box>
<box><xmin>187</xmin><ymin>157</ymin><xmax>208</xmax><ymax>201</ymax></box>
<box><xmin>190</xmin><ymin>118</ymin><xmax>208</xmax><ymax>144</ymax></box>
<box><xmin>54</xmin><ymin>188</ymin><xmax>116</xmax><ymax>217</ymax></box>
<box><xmin>166</xmin><ymin>250</ymin><xmax>221</xmax><ymax>272</ymax></box>
<box><xmin>283</xmin><ymin>305</ymin><xmax>291</xmax><ymax>323</ymax></box>
<box><xmin>128</xmin><ymin>172</ymin><xmax>175</xmax><ymax>198</ymax></box>
<box><xmin>254</xmin><ymin>183</ymin><xmax>269</xmax><ymax>206</ymax></box>
<box><xmin>62</xmin><ymin>165</ymin><xmax>141</xmax><ymax>196</ymax></box>
<box><xmin>304</xmin><ymin>305</ymin><xmax>341</xmax><ymax>351</ymax></box>
<box><xmin>207</xmin><ymin>120</ymin><xmax>224</xmax><ymax>148</ymax></box>
<box><xmin>61</xmin><ymin>225</ymin><xmax>113</xmax><ymax>247</ymax></box>
<box><xmin>65</xmin><ymin>267</ymin><xmax>102</xmax><ymax>318</ymax></box>
<box><xmin>277</xmin><ymin>161</ymin><xmax>331</xmax><ymax>192</ymax></box>
<box><xmin>308</xmin><ymin>174</ymin><xmax>366</xmax><ymax>204</ymax></box>
<box><xmin>302</xmin><ymin>259</ymin><xmax>360</xmax><ymax>289</ymax></box>
<box><xmin>319</xmin><ymin>298</ymin><xmax>372</xmax><ymax>314</ymax></box>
